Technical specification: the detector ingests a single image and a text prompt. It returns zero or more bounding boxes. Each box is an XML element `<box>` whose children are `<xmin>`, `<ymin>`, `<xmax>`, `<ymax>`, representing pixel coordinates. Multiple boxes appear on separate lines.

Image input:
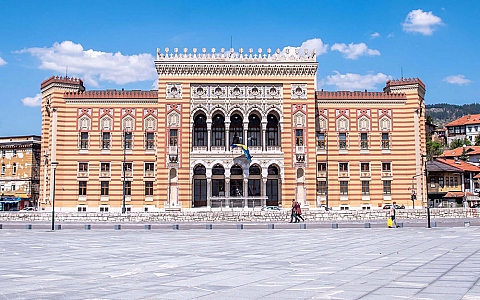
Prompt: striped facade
<box><xmin>40</xmin><ymin>47</ymin><xmax>426</xmax><ymax>212</ymax></box>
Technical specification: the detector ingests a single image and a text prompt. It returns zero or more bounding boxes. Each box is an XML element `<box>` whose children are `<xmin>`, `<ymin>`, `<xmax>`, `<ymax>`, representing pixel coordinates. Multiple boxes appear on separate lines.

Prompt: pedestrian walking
<box><xmin>389</xmin><ymin>202</ymin><xmax>399</xmax><ymax>228</ymax></box>
<box><xmin>289</xmin><ymin>199</ymin><xmax>296</xmax><ymax>223</ymax></box>
<box><xmin>294</xmin><ymin>201</ymin><xmax>304</xmax><ymax>222</ymax></box>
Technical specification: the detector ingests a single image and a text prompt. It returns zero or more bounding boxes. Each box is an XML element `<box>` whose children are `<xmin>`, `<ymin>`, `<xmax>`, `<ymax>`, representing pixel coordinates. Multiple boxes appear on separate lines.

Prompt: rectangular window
<box><xmin>295</xmin><ymin>129</ymin><xmax>304</xmax><ymax>146</ymax></box>
<box><xmin>100</xmin><ymin>162</ymin><xmax>110</xmax><ymax>172</ymax></box>
<box><xmin>1</xmin><ymin>150</ymin><xmax>5</xmax><ymax>157</ymax></box>
<box><xmin>317</xmin><ymin>181</ymin><xmax>327</xmax><ymax>195</ymax></box>
<box><xmin>123</xmin><ymin>162</ymin><xmax>132</xmax><ymax>177</ymax></box>
<box><xmin>317</xmin><ymin>132</ymin><xmax>325</xmax><ymax>149</ymax></box>
<box><xmin>361</xmin><ymin>162</ymin><xmax>370</xmax><ymax>172</ymax></box>
<box><xmin>450</xmin><ymin>177</ymin><xmax>454</xmax><ymax>187</ymax></box>
<box><xmin>146</xmin><ymin>132</ymin><xmax>155</xmax><ymax>149</ymax></box>
<box><xmin>1</xmin><ymin>164</ymin><xmax>5</xmax><ymax>175</ymax></box>
<box><xmin>446</xmin><ymin>177</ymin><xmax>450</xmax><ymax>187</ymax></box>
<box><xmin>145</xmin><ymin>181</ymin><xmax>153</xmax><ymax>196</ymax></box>
<box><xmin>145</xmin><ymin>162</ymin><xmax>155</xmax><ymax>177</ymax></box>
<box><xmin>362</xmin><ymin>181</ymin><xmax>370</xmax><ymax>195</ymax></box>
<box><xmin>101</xmin><ymin>181</ymin><xmax>109</xmax><ymax>196</ymax></box>
<box><xmin>382</xmin><ymin>162</ymin><xmax>391</xmax><ymax>171</ymax></box>
<box><xmin>382</xmin><ymin>133</ymin><xmax>390</xmax><ymax>149</ymax></box>
<box><xmin>360</xmin><ymin>133</ymin><xmax>368</xmax><ymax>149</ymax></box>
<box><xmin>13</xmin><ymin>149</ymin><xmax>16</xmax><ymax>157</ymax></box>
<box><xmin>339</xmin><ymin>133</ymin><xmax>347</xmax><ymax>149</ymax></box>
<box><xmin>169</xmin><ymin>129</ymin><xmax>178</xmax><ymax>146</ymax></box>
<box><xmin>78</xmin><ymin>162</ymin><xmax>88</xmax><ymax>172</ymax></box>
<box><xmin>102</xmin><ymin>132</ymin><xmax>111</xmax><ymax>149</ymax></box>
<box><xmin>339</xmin><ymin>162</ymin><xmax>348</xmax><ymax>172</ymax></box>
<box><xmin>439</xmin><ymin>177</ymin><xmax>444</xmax><ymax>188</ymax></box>
<box><xmin>383</xmin><ymin>180</ymin><xmax>391</xmax><ymax>195</ymax></box>
<box><xmin>124</xmin><ymin>181</ymin><xmax>131</xmax><ymax>196</ymax></box>
<box><xmin>11</xmin><ymin>184</ymin><xmax>15</xmax><ymax>191</ymax></box>
<box><xmin>77</xmin><ymin>206</ymin><xmax>87</xmax><ymax>212</ymax></box>
<box><xmin>248</xmin><ymin>179</ymin><xmax>261</xmax><ymax>196</ymax></box>
<box><xmin>12</xmin><ymin>163</ymin><xmax>17</xmax><ymax>175</ymax></box>
<box><xmin>124</xmin><ymin>132</ymin><xmax>133</xmax><ymax>150</ymax></box>
<box><xmin>454</xmin><ymin>177</ymin><xmax>458</xmax><ymax>187</ymax></box>
<box><xmin>340</xmin><ymin>181</ymin><xmax>348</xmax><ymax>195</ymax></box>
<box><xmin>100</xmin><ymin>206</ymin><xmax>109</xmax><ymax>212</ymax></box>
<box><xmin>80</xmin><ymin>132</ymin><xmax>89</xmax><ymax>149</ymax></box>
<box><xmin>317</xmin><ymin>162</ymin><xmax>327</xmax><ymax>172</ymax></box>
<box><xmin>79</xmin><ymin>181</ymin><xmax>87</xmax><ymax>196</ymax></box>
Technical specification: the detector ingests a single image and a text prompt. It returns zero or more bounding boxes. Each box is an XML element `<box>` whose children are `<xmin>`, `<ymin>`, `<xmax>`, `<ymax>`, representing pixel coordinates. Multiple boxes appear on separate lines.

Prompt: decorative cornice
<box><xmin>385</xmin><ymin>78</ymin><xmax>425</xmax><ymax>90</ymax></box>
<box><xmin>316</xmin><ymin>100</ymin><xmax>406</xmax><ymax>106</ymax></box>
<box><xmin>64</xmin><ymin>99</ymin><xmax>158</xmax><ymax>105</ymax></box>
<box><xmin>64</xmin><ymin>90</ymin><xmax>157</xmax><ymax>99</ymax></box>
<box><xmin>155</xmin><ymin>62</ymin><xmax>318</xmax><ymax>77</ymax></box>
<box><xmin>191</xmin><ymin>84</ymin><xmax>282</xmax><ymax>101</ymax></box>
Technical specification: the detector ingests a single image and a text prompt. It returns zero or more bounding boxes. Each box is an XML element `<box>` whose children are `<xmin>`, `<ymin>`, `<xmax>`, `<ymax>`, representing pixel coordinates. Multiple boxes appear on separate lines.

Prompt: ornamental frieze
<box><xmin>191</xmin><ymin>84</ymin><xmax>282</xmax><ymax>101</ymax></box>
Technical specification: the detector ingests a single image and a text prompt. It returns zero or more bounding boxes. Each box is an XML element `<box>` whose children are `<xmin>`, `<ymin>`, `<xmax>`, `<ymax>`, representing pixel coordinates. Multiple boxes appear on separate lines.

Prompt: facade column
<box><xmin>225</xmin><ymin>178</ymin><xmax>230</xmax><ymax>208</ymax></box>
<box><xmin>206</xmin><ymin>178</ymin><xmax>211</xmax><ymax>208</ymax></box>
<box><xmin>262</xmin><ymin>178</ymin><xmax>268</xmax><ymax>207</ymax></box>
<box><xmin>243</xmin><ymin>176</ymin><xmax>249</xmax><ymax>207</ymax></box>
<box><xmin>243</xmin><ymin>122</ymin><xmax>248</xmax><ymax>146</ymax></box>
<box><xmin>207</xmin><ymin>120</ymin><xmax>212</xmax><ymax>151</ymax></box>
<box><xmin>261</xmin><ymin>122</ymin><xmax>267</xmax><ymax>152</ymax></box>
<box><xmin>225</xmin><ymin>122</ymin><xmax>230</xmax><ymax>151</ymax></box>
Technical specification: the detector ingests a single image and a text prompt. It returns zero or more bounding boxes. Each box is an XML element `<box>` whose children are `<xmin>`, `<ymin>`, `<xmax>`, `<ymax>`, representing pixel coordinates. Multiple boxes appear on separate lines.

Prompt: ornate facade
<box><xmin>40</xmin><ymin>47</ymin><xmax>426</xmax><ymax>212</ymax></box>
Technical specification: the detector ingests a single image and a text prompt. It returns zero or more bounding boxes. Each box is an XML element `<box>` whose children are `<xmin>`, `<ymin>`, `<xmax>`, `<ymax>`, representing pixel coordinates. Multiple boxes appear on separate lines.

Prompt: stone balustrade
<box><xmin>0</xmin><ymin>208</ymin><xmax>478</xmax><ymax>223</ymax></box>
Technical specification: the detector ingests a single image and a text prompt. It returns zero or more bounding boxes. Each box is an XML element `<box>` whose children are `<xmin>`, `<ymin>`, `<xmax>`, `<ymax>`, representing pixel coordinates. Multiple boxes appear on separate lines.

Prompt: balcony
<box><xmin>100</xmin><ymin>171</ymin><xmax>110</xmax><ymax>178</ymax></box>
<box><xmin>360</xmin><ymin>171</ymin><xmax>371</xmax><ymax>178</ymax></box>
<box><xmin>296</xmin><ymin>154</ymin><xmax>305</xmax><ymax>162</ymax></box>
<box><xmin>78</xmin><ymin>171</ymin><xmax>89</xmax><ymax>178</ymax></box>
<box><xmin>192</xmin><ymin>146</ymin><xmax>208</xmax><ymax>152</ymax></box>
<box><xmin>296</xmin><ymin>146</ymin><xmax>305</xmax><ymax>154</ymax></box>
<box><xmin>266</xmin><ymin>146</ymin><xmax>281</xmax><ymax>152</ymax></box>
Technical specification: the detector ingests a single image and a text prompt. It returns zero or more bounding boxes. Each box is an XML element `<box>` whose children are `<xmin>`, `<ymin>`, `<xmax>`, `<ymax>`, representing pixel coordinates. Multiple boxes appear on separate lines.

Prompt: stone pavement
<box><xmin>0</xmin><ymin>227</ymin><xmax>480</xmax><ymax>300</ymax></box>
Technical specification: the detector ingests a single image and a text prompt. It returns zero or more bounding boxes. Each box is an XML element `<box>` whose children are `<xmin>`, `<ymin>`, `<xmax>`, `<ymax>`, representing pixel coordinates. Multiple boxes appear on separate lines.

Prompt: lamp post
<box><xmin>51</xmin><ymin>161</ymin><xmax>58</xmax><ymax>231</ymax></box>
<box><xmin>421</xmin><ymin>154</ymin><xmax>431</xmax><ymax>228</ymax></box>
<box><xmin>122</xmin><ymin>129</ymin><xmax>127</xmax><ymax>214</ymax></box>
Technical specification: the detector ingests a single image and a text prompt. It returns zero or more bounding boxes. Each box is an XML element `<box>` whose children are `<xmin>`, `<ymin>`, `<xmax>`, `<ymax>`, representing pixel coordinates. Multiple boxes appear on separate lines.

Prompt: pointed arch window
<box><xmin>193</xmin><ymin>114</ymin><xmax>207</xmax><ymax>146</ymax></box>
<box><xmin>212</xmin><ymin>114</ymin><xmax>225</xmax><ymax>147</ymax></box>
<box><xmin>229</xmin><ymin>114</ymin><xmax>243</xmax><ymax>145</ymax></box>
<box><xmin>266</xmin><ymin>114</ymin><xmax>279</xmax><ymax>146</ymax></box>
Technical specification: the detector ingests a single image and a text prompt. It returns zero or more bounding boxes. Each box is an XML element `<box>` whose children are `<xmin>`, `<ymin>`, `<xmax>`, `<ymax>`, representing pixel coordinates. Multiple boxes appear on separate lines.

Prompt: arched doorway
<box><xmin>266</xmin><ymin>165</ymin><xmax>280</xmax><ymax>206</ymax></box>
<box><xmin>193</xmin><ymin>165</ymin><xmax>206</xmax><ymax>207</ymax></box>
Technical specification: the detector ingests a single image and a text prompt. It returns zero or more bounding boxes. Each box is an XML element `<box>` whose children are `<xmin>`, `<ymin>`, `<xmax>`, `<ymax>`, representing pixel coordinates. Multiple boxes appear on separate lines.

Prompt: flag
<box><xmin>231</xmin><ymin>144</ymin><xmax>252</xmax><ymax>162</ymax></box>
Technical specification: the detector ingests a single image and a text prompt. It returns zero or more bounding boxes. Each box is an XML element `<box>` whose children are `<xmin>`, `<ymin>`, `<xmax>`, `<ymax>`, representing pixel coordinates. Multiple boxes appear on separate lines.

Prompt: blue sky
<box><xmin>0</xmin><ymin>0</ymin><xmax>478</xmax><ymax>136</ymax></box>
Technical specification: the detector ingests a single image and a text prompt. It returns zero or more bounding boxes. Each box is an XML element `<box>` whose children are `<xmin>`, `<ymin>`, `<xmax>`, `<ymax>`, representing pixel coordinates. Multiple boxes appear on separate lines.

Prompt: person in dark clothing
<box><xmin>294</xmin><ymin>201</ymin><xmax>304</xmax><ymax>222</ymax></box>
<box><xmin>289</xmin><ymin>199</ymin><xmax>296</xmax><ymax>223</ymax></box>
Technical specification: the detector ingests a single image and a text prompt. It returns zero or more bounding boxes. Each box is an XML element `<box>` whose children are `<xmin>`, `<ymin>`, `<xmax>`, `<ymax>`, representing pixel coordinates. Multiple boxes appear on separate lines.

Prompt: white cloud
<box><xmin>282</xmin><ymin>38</ymin><xmax>329</xmax><ymax>58</ymax></box>
<box><xmin>330</xmin><ymin>43</ymin><xmax>380</xmax><ymax>60</ymax></box>
<box><xmin>387</xmin><ymin>33</ymin><xmax>395</xmax><ymax>38</ymax></box>
<box><xmin>443</xmin><ymin>75</ymin><xmax>471</xmax><ymax>86</ymax></box>
<box><xmin>0</xmin><ymin>57</ymin><xmax>6</xmax><ymax>66</ymax></box>
<box><xmin>371</xmin><ymin>32</ymin><xmax>380</xmax><ymax>39</ymax></box>
<box><xmin>21</xmin><ymin>93</ymin><xmax>42</xmax><ymax>107</ymax></box>
<box><xmin>18</xmin><ymin>41</ymin><xmax>157</xmax><ymax>86</ymax></box>
<box><xmin>322</xmin><ymin>71</ymin><xmax>391</xmax><ymax>90</ymax></box>
<box><xmin>402</xmin><ymin>9</ymin><xmax>443</xmax><ymax>35</ymax></box>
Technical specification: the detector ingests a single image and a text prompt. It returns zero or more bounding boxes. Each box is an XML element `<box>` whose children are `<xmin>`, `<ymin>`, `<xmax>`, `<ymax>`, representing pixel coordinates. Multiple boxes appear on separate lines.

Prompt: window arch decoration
<box><xmin>337</xmin><ymin>116</ymin><xmax>349</xmax><ymax>131</ymax></box>
<box><xmin>167</xmin><ymin>111</ymin><xmax>180</xmax><ymax>127</ymax></box>
<box><xmin>100</xmin><ymin>116</ymin><xmax>113</xmax><ymax>130</ymax></box>
<box><xmin>293</xmin><ymin>111</ymin><xmax>306</xmax><ymax>127</ymax></box>
<box><xmin>316</xmin><ymin>116</ymin><xmax>327</xmax><ymax>131</ymax></box>
<box><xmin>78</xmin><ymin>116</ymin><xmax>91</xmax><ymax>130</ymax></box>
<box><xmin>379</xmin><ymin>116</ymin><xmax>392</xmax><ymax>131</ymax></box>
<box><xmin>144</xmin><ymin>116</ymin><xmax>156</xmax><ymax>131</ymax></box>
<box><xmin>358</xmin><ymin>116</ymin><xmax>370</xmax><ymax>131</ymax></box>
<box><xmin>122</xmin><ymin>116</ymin><xmax>135</xmax><ymax>131</ymax></box>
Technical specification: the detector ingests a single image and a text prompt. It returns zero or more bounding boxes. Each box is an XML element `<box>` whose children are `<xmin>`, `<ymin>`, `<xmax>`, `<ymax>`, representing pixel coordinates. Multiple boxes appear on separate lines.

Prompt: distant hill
<box><xmin>426</xmin><ymin>103</ymin><xmax>480</xmax><ymax>127</ymax></box>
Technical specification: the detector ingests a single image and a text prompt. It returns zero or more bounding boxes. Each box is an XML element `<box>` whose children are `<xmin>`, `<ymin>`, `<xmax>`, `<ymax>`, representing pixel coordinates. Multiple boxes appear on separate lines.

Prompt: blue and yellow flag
<box><xmin>231</xmin><ymin>144</ymin><xmax>252</xmax><ymax>162</ymax></box>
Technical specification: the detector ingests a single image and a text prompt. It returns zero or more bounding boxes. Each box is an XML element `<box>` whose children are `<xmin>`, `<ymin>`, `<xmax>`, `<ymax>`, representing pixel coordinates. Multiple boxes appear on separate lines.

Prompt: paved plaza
<box><xmin>1</xmin><ymin>226</ymin><xmax>480</xmax><ymax>300</ymax></box>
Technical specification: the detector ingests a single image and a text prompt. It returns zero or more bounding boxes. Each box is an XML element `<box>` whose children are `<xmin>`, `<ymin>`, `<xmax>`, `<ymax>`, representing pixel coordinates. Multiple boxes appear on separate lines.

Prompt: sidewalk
<box><xmin>0</xmin><ymin>227</ymin><xmax>479</xmax><ymax>299</ymax></box>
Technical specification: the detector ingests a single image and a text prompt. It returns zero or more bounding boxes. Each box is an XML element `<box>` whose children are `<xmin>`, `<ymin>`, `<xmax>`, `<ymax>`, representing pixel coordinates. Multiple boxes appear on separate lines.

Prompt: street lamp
<box><xmin>122</xmin><ymin>129</ymin><xmax>127</xmax><ymax>214</ymax></box>
<box><xmin>51</xmin><ymin>161</ymin><xmax>58</xmax><ymax>231</ymax></box>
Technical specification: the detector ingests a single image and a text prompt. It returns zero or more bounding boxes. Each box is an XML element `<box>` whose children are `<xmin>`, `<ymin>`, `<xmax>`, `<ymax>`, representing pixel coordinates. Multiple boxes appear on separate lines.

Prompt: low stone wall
<box><xmin>0</xmin><ymin>208</ymin><xmax>478</xmax><ymax>223</ymax></box>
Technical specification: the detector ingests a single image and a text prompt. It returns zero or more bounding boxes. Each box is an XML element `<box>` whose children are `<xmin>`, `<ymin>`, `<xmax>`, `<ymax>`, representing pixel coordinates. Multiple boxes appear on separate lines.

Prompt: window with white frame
<box><xmin>383</xmin><ymin>180</ymin><xmax>392</xmax><ymax>195</ymax></box>
<box><xmin>360</xmin><ymin>132</ymin><xmax>368</xmax><ymax>149</ymax></box>
<box><xmin>339</xmin><ymin>133</ymin><xmax>347</xmax><ymax>149</ymax></box>
<box><xmin>340</xmin><ymin>181</ymin><xmax>348</xmax><ymax>195</ymax></box>
<box><xmin>362</xmin><ymin>181</ymin><xmax>370</xmax><ymax>195</ymax></box>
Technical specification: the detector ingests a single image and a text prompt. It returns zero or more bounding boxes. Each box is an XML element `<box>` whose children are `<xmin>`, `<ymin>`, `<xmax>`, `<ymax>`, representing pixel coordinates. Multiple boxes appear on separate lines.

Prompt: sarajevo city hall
<box><xmin>39</xmin><ymin>47</ymin><xmax>427</xmax><ymax>212</ymax></box>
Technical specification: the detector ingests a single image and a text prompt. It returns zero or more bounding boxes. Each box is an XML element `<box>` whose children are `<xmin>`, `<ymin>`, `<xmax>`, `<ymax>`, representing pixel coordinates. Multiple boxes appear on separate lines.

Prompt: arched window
<box><xmin>266</xmin><ymin>114</ymin><xmax>279</xmax><ymax>146</ymax></box>
<box><xmin>230</xmin><ymin>165</ymin><xmax>243</xmax><ymax>175</ymax></box>
<box><xmin>193</xmin><ymin>114</ymin><xmax>207</xmax><ymax>146</ymax></box>
<box><xmin>248</xmin><ymin>114</ymin><xmax>261</xmax><ymax>147</ymax></box>
<box><xmin>211</xmin><ymin>114</ymin><xmax>225</xmax><ymax>147</ymax></box>
<box><xmin>211</xmin><ymin>165</ymin><xmax>225</xmax><ymax>197</ymax></box>
<box><xmin>229</xmin><ymin>114</ymin><xmax>243</xmax><ymax>145</ymax></box>
<box><xmin>266</xmin><ymin>165</ymin><xmax>279</xmax><ymax>206</ymax></box>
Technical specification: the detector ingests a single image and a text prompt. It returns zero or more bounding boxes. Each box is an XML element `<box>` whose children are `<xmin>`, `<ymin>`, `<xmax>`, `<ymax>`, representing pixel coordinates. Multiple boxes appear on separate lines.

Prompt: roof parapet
<box><xmin>385</xmin><ymin>77</ymin><xmax>425</xmax><ymax>90</ymax></box>
<box><xmin>41</xmin><ymin>76</ymin><xmax>84</xmax><ymax>90</ymax></box>
<box><xmin>64</xmin><ymin>90</ymin><xmax>158</xmax><ymax>99</ymax></box>
<box><xmin>316</xmin><ymin>90</ymin><xmax>406</xmax><ymax>100</ymax></box>
<box><xmin>156</xmin><ymin>47</ymin><xmax>317</xmax><ymax>62</ymax></box>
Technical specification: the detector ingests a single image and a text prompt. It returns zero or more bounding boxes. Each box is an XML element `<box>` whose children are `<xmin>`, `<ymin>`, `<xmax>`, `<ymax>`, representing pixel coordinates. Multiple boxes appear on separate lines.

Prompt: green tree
<box><xmin>475</xmin><ymin>134</ymin><xmax>480</xmax><ymax>146</ymax></box>
<box><xmin>426</xmin><ymin>140</ymin><xmax>443</xmax><ymax>157</ymax></box>
<box><xmin>426</xmin><ymin>115</ymin><xmax>433</xmax><ymax>124</ymax></box>
<box><xmin>450</xmin><ymin>138</ymin><xmax>471</xmax><ymax>150</ymax></box>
